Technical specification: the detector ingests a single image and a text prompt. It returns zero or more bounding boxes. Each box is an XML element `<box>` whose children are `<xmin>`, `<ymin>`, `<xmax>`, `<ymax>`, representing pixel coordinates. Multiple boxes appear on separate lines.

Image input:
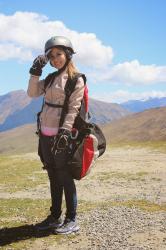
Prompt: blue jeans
<box><xmin>39</xmin><ymin>135</ymin><xmax>77</xmax><ymax>220</ymax></box>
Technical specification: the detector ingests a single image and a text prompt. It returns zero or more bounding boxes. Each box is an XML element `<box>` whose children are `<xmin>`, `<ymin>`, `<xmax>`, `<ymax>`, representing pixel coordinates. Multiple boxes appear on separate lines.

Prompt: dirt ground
<box><xmin>0</xmin><ymin>146</ymin><xmax>166</xmax><ymax>249</ymax></box>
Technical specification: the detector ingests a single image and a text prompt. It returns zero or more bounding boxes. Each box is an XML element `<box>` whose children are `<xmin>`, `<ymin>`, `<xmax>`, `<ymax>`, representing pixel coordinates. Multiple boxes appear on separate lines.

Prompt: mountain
<box><xmin>103</xmin><ymin>107</ymin><xmax>166</xmax><ymax>143</ymax></box>
<box><xmin>0</xmin><ymin>90</ymin><xmax>31</xmax><ymax>125</ymax></box>
<box><xmin>0</xmin><ymin>90</ymin><xmax>130</xmax><ymax>132</ymax></box>
<box><xmin>1</xmin><ymin>107</ymin><xmax>166</xmax><ymax>154</ymax></box>
<box><xmin>89</xmin><ymin>98</ymin><xmax>130</xmax><ymax>124</ymax></box>
<box><xmin>0</xmin><ymin>95</ymin><xmax>42</xmax><ymax>132</ymax></box>
<box><xmin>121</xmin><ymin>97</ymin><xmax>166</xmax><ymax>112</ymax></box>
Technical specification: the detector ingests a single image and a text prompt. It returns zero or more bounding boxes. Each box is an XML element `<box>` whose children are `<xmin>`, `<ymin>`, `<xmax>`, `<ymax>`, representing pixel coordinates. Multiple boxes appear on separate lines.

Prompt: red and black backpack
<box><xmin>38</xmin><ymin>72</ymin><xmax>106</xmax><ymax>180</ymax></box>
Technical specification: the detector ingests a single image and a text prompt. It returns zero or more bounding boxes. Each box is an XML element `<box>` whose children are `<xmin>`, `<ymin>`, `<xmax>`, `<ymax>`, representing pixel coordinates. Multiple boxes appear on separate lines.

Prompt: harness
<box><xmin>36</xmin><ymin>72</ymin><xmax>87</xmax><ymax>136</ymax></box>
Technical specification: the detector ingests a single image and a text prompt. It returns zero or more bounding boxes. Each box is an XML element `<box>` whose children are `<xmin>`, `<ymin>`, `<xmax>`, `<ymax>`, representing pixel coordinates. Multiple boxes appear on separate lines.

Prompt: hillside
<box><xmin>0</xmin><ymin>124</ymin><xmax>37</xmax><ymax>154</ymax></box>
<box><xmin>103</xmin><ymin>107</ymin><xmax>166</xmax><ymax>143</ymax></box>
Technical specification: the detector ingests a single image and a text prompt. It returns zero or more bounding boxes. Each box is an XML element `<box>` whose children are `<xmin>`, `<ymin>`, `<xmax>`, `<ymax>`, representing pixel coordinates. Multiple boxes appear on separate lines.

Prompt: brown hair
<box><xmin>66</xmin><ymin>60</ymin><xmax>78</xmax><ymax>79</ymax></box>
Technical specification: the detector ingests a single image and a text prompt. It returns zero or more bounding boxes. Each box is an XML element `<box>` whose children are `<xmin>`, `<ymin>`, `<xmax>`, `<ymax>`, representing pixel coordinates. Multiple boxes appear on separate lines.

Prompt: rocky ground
<box><xmin>0</xmin><ymin>146</ymin><xmax>166</xmax><ymax>249</ymax></box>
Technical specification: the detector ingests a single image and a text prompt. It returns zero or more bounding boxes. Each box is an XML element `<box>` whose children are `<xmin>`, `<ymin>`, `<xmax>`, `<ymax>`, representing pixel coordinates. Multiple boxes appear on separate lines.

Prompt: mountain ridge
<box><xmin>121</xmin><ymin>97</ymin><xmax>166</xmax><ymax>112</ymax></box>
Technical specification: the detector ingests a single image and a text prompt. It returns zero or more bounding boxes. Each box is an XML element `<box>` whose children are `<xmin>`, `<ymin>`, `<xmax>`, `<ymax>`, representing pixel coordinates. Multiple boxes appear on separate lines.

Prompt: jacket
<box><xmin>27</xmin><ymin>71</ymin><xmax>85</xmax><ymax>133</ymax></box>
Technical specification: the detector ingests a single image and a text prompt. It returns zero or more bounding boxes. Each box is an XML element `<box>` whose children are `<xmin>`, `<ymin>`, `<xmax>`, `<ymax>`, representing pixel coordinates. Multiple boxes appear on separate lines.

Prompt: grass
<box><xmin>94</xmin><ymin>171</ymin><xmax>149</xmax><ymax>182</ymax></box>
<box><xmin>0</xmin><ymin>198</ymin><xmax>90</xmax><ymax>249</ymax></box>
<box><xmin>110</xmin><ymin>200</ymin><xmax>166</xmax><ymax>213</ymax></box>
<box><xmin>0</xmin><ymin>198</ymin><xmax>109</xmax><ymax>249</ymax></box>
<box><xmin>108</xmin><ymin>140</ymin><xmax>166</xmax><ymax>152</ymax></box>
<box><xmin>0</xmin><ymin>199</ymin><xmax>50</xmax><ymax>226</ymax></box>
<box><xmin>0</xmin><ymin>155</ymin><xmax>47</xmax><ymax>192</ymax></box>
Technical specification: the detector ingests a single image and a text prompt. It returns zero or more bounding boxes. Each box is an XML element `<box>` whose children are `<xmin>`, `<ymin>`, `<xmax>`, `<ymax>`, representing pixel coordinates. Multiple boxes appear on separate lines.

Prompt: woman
<box><xmin>27</xmin><ymin>36</ymin><xmax>85</xmax><ymax>234</ymax></box>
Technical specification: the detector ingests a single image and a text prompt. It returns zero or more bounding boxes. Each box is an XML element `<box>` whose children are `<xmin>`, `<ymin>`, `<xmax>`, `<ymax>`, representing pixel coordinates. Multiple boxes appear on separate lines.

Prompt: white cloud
<box><xmin>0</xmin><ymin>11</ymin><xmax>113</xmax><ymax>66</ymax></box>
<box><xmin>91</xmin><ymin>90</ymin><xmax>166</xmax><ymax>104</ymax></box>
<box><xmin>110</xmin><ymin>60</ymin><xmax>166</xmax><ymax>84</ymax></box>
<box><xmin>0</xmin><ymin>11</ymin><xmax>166</xmax><ymax>86</ymax></box>
<box><xmin>0</xmin><ymin>43</ymin><xmax>33</xmax><ymax>61</ymax></box>
<box><xmin>90</xmin><ymin>60</ymin><xmax>166</xmax><ymax>85</ymax></box>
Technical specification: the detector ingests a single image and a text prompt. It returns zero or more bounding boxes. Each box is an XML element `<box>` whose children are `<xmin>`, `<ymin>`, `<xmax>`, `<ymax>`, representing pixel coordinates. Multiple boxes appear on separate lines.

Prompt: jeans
<box><xmin>39</xmin><ymin>134</ymin><xmax>77</xmax><ymax>220</ymax></box>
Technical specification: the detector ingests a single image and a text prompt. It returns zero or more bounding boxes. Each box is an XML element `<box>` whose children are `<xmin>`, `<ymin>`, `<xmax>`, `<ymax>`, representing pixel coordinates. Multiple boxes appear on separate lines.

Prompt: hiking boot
<box><xmin>35</xmin><ymin>215</ymin><xmax>63</xmax><ymax>231</ymax></box>
<box><xmin>54</xmin><ymin>218</ymin><xmax>79</xmax><ymax>235</ymax></box>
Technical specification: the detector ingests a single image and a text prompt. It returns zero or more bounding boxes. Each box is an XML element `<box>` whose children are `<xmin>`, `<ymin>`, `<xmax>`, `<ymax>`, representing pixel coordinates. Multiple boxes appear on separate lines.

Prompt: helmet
<box><xmin>44</xmin><ymin>36</ymin><xmax>74</xmax><ymax>55</ymax></box>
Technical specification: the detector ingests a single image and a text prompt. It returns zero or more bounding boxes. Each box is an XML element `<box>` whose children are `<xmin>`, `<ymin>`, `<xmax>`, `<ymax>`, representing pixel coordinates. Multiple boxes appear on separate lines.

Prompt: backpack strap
<box><xmin>44</xmin><ymin>67</ymin><xmax>71</xmax><ymax>91</ymax></box>
<box><xmin>44</xmin><ymin>71</ymin><xmax>57</xmax><ymax>92</ymax></box>
<box><xmin>59</xmin><ymin>73</ymin><xmax>86</xmax><ymax>128</ymax></box>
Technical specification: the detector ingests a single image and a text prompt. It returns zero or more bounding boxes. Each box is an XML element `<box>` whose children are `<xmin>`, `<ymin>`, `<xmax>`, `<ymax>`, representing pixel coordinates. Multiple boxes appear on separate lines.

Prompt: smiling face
<box><xmin>48</xmin><ymin>47</ymin><xmax>67</xmax><ymax>69</ymax></box>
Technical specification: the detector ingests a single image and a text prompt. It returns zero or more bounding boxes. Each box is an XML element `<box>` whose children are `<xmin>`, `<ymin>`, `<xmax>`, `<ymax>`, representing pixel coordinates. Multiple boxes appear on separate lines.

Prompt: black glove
<box><xmin>29</xmin><ymin>55</ymin><xmax>48</xmax><ymax>76</ymax></box>
<box><xmin>51</xmin><ymin>129</ymin><xmax>71</xmax><ymax>155</ymax></box>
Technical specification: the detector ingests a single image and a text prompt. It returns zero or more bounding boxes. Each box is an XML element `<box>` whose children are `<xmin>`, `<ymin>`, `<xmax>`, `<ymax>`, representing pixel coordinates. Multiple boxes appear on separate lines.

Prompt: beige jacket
<box><xmin>27</xmin><ymin>71</ymin><xmax>85</xmax><ymax>131</ymax></box>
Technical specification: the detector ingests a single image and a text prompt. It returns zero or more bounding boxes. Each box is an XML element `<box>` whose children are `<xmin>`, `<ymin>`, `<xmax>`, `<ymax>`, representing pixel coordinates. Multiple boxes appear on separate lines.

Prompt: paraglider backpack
<box><xmin>38</xmin><ymin>71</ymin><xmax>106</xmax><ymax>180</ymax></box>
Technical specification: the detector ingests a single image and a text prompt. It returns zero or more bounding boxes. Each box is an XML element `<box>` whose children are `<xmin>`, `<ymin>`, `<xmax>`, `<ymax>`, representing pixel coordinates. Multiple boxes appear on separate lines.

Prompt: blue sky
<box><xmin>0</xmin><ymin>0</ymin><xmax>166</xmax><ymax>103</ymax></box>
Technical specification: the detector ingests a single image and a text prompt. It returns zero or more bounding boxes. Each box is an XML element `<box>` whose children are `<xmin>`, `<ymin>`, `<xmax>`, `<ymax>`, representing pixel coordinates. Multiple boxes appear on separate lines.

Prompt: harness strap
<box><xmin>59</xmin><ymin>73</ymin><xmax>86</xmax><ymax>128</ymax></box>
<box><xmin>45</xmin><ymin>101</ymin><xmax>64</xmax><ymax>108</ymax></box>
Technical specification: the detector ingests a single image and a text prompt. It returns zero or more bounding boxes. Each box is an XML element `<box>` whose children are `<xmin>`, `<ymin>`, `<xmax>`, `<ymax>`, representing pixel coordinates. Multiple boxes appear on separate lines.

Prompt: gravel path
<box><xmin>76</xmin><ymin>207</ymin><xmax>166</xmax><ymax>250</ymax></box>
<box><xmin>52</xmin><ymin>206</ymin><xmax>166</xmax><ymax>250</ymax></box>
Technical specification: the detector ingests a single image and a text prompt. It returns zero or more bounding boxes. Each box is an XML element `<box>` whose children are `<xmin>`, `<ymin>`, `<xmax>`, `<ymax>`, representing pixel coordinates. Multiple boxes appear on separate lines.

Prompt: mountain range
<box><xmin>0</xmin><ymin>90</ymin><xmax>130</xmax><ymax>132</ymax></box>
<box><xmin>1</xmin><ymin>90</ymin><xmax>166</xmax><ymax>133</ymax></box>
<box><xmin>121</xmin><ymin>97</ymin><xmax>166</xmax><ymax>112</ymax></box>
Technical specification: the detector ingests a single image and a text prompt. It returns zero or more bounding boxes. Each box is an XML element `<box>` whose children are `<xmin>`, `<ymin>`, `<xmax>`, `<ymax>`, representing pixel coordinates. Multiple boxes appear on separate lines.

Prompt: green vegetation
<box><xmin>110</xmin><ymin>200</ymin><xmax>166</xmax><ymax>213</ymax></box>
<box><xmin>0</xmin><ymin>198</ymin><xmax>108</xmax><ymax>249</ymax></box>
<box><xmin>94</xmin><ymin>171</ymin><xmax>149</xmax><ymax>182</ymax></box>
<box><xmin>108</xmin><ymin>141</ymin><xmax>166</xmax><ymax>152</ymax></box>
<box><xmin>0</xmin><ymin>198</ymin><xmax>50</xmax><ymax>227</ymax></box>
<box><xmin>0</xmin><ymin>155</ymin><xmax>47</xmax><ymax>192</ymax></box>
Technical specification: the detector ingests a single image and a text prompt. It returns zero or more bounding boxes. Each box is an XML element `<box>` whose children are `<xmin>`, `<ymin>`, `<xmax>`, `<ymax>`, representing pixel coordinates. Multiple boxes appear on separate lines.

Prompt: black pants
<box><xmin>39</xmin><ymin>135</ymin><xmax>77</xmax><ymax>220</ymax></box>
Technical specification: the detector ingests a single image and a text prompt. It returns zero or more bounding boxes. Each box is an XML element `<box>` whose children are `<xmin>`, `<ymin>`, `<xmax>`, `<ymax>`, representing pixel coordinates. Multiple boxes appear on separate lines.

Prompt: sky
<box><xmin>0</xmin><ymin>0</ymin><xmax>166</xmax><ymax>103</ymax></box>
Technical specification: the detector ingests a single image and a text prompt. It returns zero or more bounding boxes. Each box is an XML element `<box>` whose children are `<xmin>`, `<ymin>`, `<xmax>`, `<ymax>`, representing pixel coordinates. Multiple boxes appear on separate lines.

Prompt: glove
<box><xmin>51</xmin><ymin>129</ymin><xmax>71</xmax><ymax>155</ymax></box>
<box><xmin>29</xmin><ymin>55</ymin><xmax>48</xmax><ymax>76</ymax></box>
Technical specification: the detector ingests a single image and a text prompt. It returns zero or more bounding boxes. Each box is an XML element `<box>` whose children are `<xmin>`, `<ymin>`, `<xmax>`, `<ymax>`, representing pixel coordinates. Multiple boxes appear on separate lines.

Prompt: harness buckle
<box><xmin>71</xmin><ymin>128</ymin><xmax>79</xmax><ymax>139</ymax></box>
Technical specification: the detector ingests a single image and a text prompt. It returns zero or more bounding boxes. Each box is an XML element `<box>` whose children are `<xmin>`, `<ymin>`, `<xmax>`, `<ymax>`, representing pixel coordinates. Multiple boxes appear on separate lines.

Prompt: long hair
<box><xmin>66</xmin><ymin>60</ymin><xmax>78</xmax><ymax>79</ymax></box>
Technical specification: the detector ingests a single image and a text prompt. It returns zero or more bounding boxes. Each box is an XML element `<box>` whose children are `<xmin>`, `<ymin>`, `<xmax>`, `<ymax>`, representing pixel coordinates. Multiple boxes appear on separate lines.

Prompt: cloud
<box><xmin>0</xmin><ymin>43</ymin><xmax>33</xmax><ymax>61</ymax></box>
<box><xmin>0</xmin><ymin>11</ymin><xmax>113</xmax><ymax>66</ymax></box>
<box><xmin>91</xmin><ymin>90</ymin><xmax>166</xmax><ymax>103</ymax></box>
<box><xmin>0</xmin><ymin>11</ymin><xmax>166</xmax><ymax>86</ymax></box>
<box><xmin>90</xmin><ymin>60</ymin><xmax>166</xmax><ymax>85</ymax></box>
